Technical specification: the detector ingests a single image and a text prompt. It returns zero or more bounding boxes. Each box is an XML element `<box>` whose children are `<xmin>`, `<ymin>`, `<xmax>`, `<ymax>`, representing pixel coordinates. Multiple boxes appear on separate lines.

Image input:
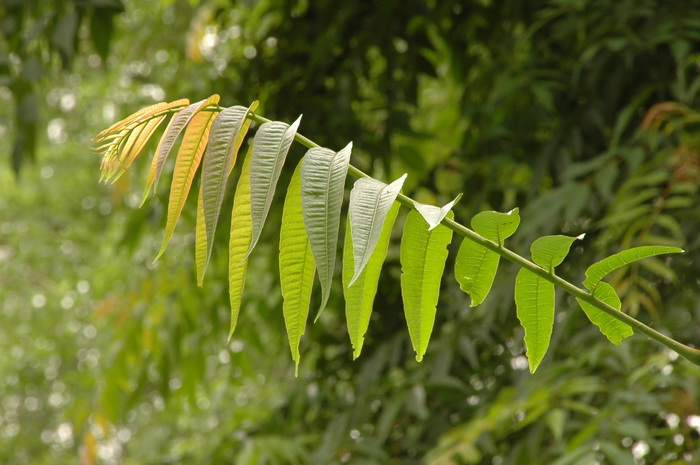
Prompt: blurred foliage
<box><xmin>2</xmin><ymin>0</ymin><xmax>700</xmax><ymax>464</ymax></box>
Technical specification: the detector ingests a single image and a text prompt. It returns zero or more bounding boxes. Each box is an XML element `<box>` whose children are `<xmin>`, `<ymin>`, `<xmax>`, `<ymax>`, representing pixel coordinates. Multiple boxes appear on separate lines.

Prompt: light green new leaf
<box><xmin>412</xmin><ymin>194</ymin><xmax>462</xmax><ymax>231</ymax></box>
<box><xmin>400</xmin><ymin>210</ymin><xmax>454</xmax><ymax>362</ymax></box>
<box><xmin>577</xmin><ymin>282</ymin><xmax>634</xmax><ymax>345</ymax></box>
<box><xmin>348</xmin><ymin>174</ymin><xmax>406</xmax><ymax>286</ymax></box>
<box><xmin>454</xmin><ymin>208</ymin><xmax>521</xmax><ymax>307</ymax></box>
<box><xmin>155</xmin><ymin>95</ymin><xmax>220</xmax><ymax>262</ymax></box>
<box><xmin>279</xmin><ymin>162</ymin><xmax>316</xmax><ymax>375</ymax></box>
<box><xmin>583</xmin><ymin>246</ymin><xmax>683</xmax><ymax>290</ymax></box>
<box><xmin>515</xmin><ymin>269</ymin><xmax>554</xmax><ymax>373</ymax></box>
<box><xmin>228</xmin><ymin>146</ymin><xmax>254</xmax><ymax>340</ymax></box>
<box><xmin>531</xmin><ymin>234</ymin><xmax>585</xmax><ymax>272</ymax></box>
<box><xmin>246</xmin><ymin>116</ymin><xmax>302</xmax><ymax>258</ymax></box>
<box><xmin>344</xmin><ymin>201</ymin><xmax>400</xmax><ymax>360</ymax></box>
<box><xmin>141</xmin><ymin>96</ymin><xmax>216</xmax><ymax>205</ymax></box>
<box><xmin>301</xmin><ymin>142</ymin><xmax>352</xmax><ymax>319</ymax></box>
<box><xmin>196</xmin><ymin>102</ymin><xmax>258</xmax><ymax>284</ymax></box>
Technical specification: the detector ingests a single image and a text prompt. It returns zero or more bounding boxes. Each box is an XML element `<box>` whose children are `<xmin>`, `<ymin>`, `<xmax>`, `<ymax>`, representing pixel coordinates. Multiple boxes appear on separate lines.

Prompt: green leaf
<box><xmin>347</xmin><ymin>174</ymin><xmax>406</xmax><ymax>286</ymax></box>
<box><xmin>343</xmin><ymin>201</ymin><xmax>400</xmax><ymax>360</ymax></box>
<box><xmin>228</xmin><ymin>146</ymin><xmax>254</xmax><ymax>340</ymax></box>
<box><xmin>155</xmin><ymin>95</ymin><xmax>220</xmax><ymax>262</ymax></box>
<box><xmin>301</xmin><ymin>142</ymin><xmax>353</xmax><ymax>319</ymax></box>
<box><xmin>576</xmin><ymin>282</ymin><xmax>634</xmax><ymax>345</ymax></box>
<box><xmin>515</xmin><ymin>269</ymin><xmax>554</xmax><ymax>373</ymax></box>
<box><xmin>400</xmin><ymin>210</ymin><xmax>454</xmax><ymax>362</ymax></box>
<box><xmin>412</xmin><ymin>193</ymin><xmax>462</xmax><ymax>230</ymax></box>
<box><xmin>454</xmin><ymin>208</ymin><xmax>520</xmax><ymax>307</ymax></box>
<box><xmin>246</xmin><ymin>116</ymin><xmax>302</xmax><ymax>258</ymax></box>
<box><xmin>583</xmin><ymin>246</ymin><xmax>683</xmax><ymax>290</ymax></box>
<box><xmin>531</xmin><ymin>234</ymin><xmax>585</xmax><ymax>272</ymax></box>
<box><xmin>141</xmin><ymin>96</ymin><xmax>216</xmax><ymax>204</ymax></box>
<box><xmin>196</xmin><ymin>102</ymin><xmax>258</xmax><ymax>285</ymax></box>
<box><xmin>279</xmin><ymin>162</ymin><xmax>316</xmax><ymax>374</ymax></box>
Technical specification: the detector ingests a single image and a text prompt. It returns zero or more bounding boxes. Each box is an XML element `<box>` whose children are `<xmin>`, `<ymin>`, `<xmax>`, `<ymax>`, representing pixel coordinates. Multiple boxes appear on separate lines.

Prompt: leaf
<box><xmin>343</xmin><ymin>201</ymin><xmax>400</xmax><ymax>360</ymax></box>
<box><xmin>583</xmin><ymin>246</ymin><xmax>683</xmax><ymax>290</ymax></box>
<box><xmin>141</xmin><ymin>96</ymin><xmax>218</xmax><ymax>205</ymax></box>
<box><xmin>109</xmin><ymin>114</ymin><xmax>168</xmax><ymax>183</ymax></box>
<box><xmin>154</xmin><ymin>94</ymin><xmax>221</xmax><ymax>262</ymax></box>
<box><xmin>454</xmin><ymin>208</ymin><xmax>521</xmax><ymax>307</ymax></box>
<box><xmin>531</xmin><ymin>234</ymin><xmax>585</xmax><ymax>272</ymax></box>
<box><xmin>576</xmin><ymin>282</ymin><xmax>634</xmax><ymax>345</ymax></box>
<box><xmin>301</xmin><ymin>142</ymin><xmax>353</xmax><ymax>319</ymax></box>
<box><xmin>279</xmin><ymin>162</ymin><xmax>316</xmax><ymax>374</ymax></box>
<box><xmin>400</xmin><ymin>210</ymin><xmax>454</xmax><ymax>362</ymax></box>
<box><xmin>515</xmin><ymin>269</ymin><xmax>554</xmax><ymax>373</ymax></box>
<box><xmin>195</xmin><ymin>102</ymin><xmax>258</xmax><ymax>284</ymax></box>
<box><xmin>412</xmin><ymin>193</ymin><xmax>462</xmax><ymax>231</ymax></box>
<box><xmin>347</xmin><ymin>174</ymin><xmax>407</xmax><ymax>286</ymax></box>
<box><xmin>228</xmin><ymin>146</ymin><xmax>254</xmax><ymax>340</ymax></box>
<box><xmin>246</xmin><ymin>116</ymin><xmax>302</xmax><ymax>258</ymax></box>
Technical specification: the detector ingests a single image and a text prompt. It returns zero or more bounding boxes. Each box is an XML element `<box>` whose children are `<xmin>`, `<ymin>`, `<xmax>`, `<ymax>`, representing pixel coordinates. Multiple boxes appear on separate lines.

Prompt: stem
<box><xmin>246</xmin><ymin>111</ymin><xmax>700</xmax><ymax>366</ymax></box>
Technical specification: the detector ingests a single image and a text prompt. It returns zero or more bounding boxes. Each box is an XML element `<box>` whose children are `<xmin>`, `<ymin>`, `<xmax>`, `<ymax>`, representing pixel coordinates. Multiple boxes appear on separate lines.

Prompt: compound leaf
<box><xmin>246</xmin><ymin>116</ymin><xmax>301</xmax><ymax>258</ymax></box>
<box><xmin>400</xmin><ymin>210</ymin><xmax>454</xmax><ymax>362</ymax></box>
<box><xmin>348</xmin><ymin>174</ymin><xmax>406</xmax><ymax>286</ymax></box>
<box><xmin>577</xmin><ymin>282</ymin><xmax>634</xmax><ymax>345</ymax></box>
<box><xmin>343</xmin><ymin>201</ymin><xmax>400</xmax><ymax>360</ymax></box>
<box><xmin>515</xmin><ymin>269</ymin><xmax>554</xmax><ymax>373</ymax></box>
<box><xmin>583</xmin><ymin>246</ymin><xmax>683</xmax><ymax>291</ymax></box>
<box><xmin>279</xmin><ymin>162</ymin><xmax>316</xmax><ymax>374</ymax></box>
<box><xmin>301</xmin><ymin>142</ymin><xmax>352</xmax><ymax>319</ymax></box>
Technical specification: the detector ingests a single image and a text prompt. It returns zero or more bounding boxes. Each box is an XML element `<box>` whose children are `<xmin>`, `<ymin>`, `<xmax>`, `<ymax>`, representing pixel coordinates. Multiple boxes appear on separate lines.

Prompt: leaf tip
<box><xmin>415</xmin><ymin>353</ymin><xmax>424</xmax><ymax>362</ymax></box>
<box><xmin>294</xmin><ymin>361</ymin><xmax>299</xmax><ymax>378</ymax></box>
<box><xmin>576</xmin><ymin>233</ymin><xmax>586</xmax><ymax>240</ymax></box>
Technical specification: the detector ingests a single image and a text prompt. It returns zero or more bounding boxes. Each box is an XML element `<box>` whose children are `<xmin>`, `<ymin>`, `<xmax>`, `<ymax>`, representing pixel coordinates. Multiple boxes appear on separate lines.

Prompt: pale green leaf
<box><xmin>196</xmin><ymin>102</ymin><xmax>258</xmax><ymax>283</ymax></box>
<box><xmin>343</xmin><ymin>201</ymin><xmax>400</xmax><ymax>360</ymax></box>
<box><xmin>583</xmin><ymin>246</ymin><xmax>683</xmax><ymax>290</ymax></box>
<box><xmin>279</xmin><ymin>162</ymin><xmax>316</xmax><ymax>375</ymax></box>
<box><xmin>246</xmin><ymin>116</ymin><xmax>301</xmax><ymax>258</ymax></box>
<box><xmin>154</xmin><ymin>94</ymin><xmax>220</xmax><ymax>261</ymax></box>
<box><xmin>531</xmin><ymin>234</ymin><xmax>585</xmax><ymax>272</ymax></box>
<box><xmin>412</xmin><ymin>193</ymin><xmax>462</xmax><ymax>231</ymax></box>
<box><xmin>348</xmin><ymin>174</ymin><xmax>406</xmax><ymax>286</ymax></box>
<box><xmin>515</xmin><ymin>269</ymin><xmax>554</xmax><ymax>373</ymax></box>
<box><xmin>577</xmin><ymin>282</ymin><xmax>634</xmax><ymax>345</ymax></box>
<box><xmin>141</xmin><ymin>96</ymin><xmax>217</xmax><ymax>205</ymax></box>
<box><xmin>454</xmin><ymin>208</ymin><xmax>520</xmax><ymax>307</ymax></box>
<box><xmin>228</xmin><ymin>146</ymin><xmax>253</xmax><ymax>340</ymax></box>
<box><xmin>400</xmin><ymin>210</ymin><xmax>454</xmax><ymax>362</ymax></box>
<box><xmin>301</xmin><ymin>142</ymin><xmax>352</xmax><ymax>319</ymax></box>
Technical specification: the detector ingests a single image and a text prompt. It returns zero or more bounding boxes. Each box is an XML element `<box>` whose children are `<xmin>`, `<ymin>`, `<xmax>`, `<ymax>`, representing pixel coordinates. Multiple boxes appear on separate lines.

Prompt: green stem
<box><xmin>246</xmin><ymin>111</ymin><xmax>700</xmax><ymax>366</ymax></box>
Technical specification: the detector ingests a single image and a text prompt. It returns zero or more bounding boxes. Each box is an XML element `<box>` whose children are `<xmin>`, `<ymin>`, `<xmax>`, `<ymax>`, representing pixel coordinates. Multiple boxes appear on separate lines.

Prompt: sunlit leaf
<box><xmin>343</xmin><ymin>201</ymin><xmax>400</xmax><ymax>359</ymax></box>
<box><xmin>141</xmin><ymin>96</ymin><xmax>218</xmax><ymax>205</ymax></box>
<box><xmin>279</xmin><ymin>162</ymin><xmax>316</xmax><ymax>374</ymax></box>
<box><xmin>531</xmin><ymin>234</ymin><xmax>584</xmax><ymax>272</ymax></box>
<box><xmin>412</xmin><ymin>193</ymin><xmax>461</xmax><ymax>231</ymax></box>
<box><xmin>195</xmin><ymin>102</ymin><xmax>258</xmax><ymax>284</ymax></box>
<box><xmin>153</xmin><ymin>95</ymin><xmax>220</xmax><ymax>261</ymax></box>
<box><xmin>228</xmin><ymin>146</ymin><xmax>253</xmax><ymax>340</ymax></box>
<box><xmin>109</xmin><ymin>115</ymin><xmax>168</xmax><ymax>183</ymax></box>
<box><xmin>454</xmin><ymin>208</ymin><xmax>520</xmax><ymax>307</ymax></box>
<box><xmin>583</xmin><ymin>246</ymin><xmax>683</xmax><ymax>291</ymax></box>
<box><xmin>400</xmin><ymin>210</ymin><xmax>454</xmax><ymax>362</ymax></box>
<box><xmin>577</xmin><ymin>282</ymin><xmax>634</xmax><ymax>345</ymax></box>
<box><xmin>515</xmin><ymin>269</ymin><xmax>554</xmax><ymax>373</ymax></box>
<box><xmin>301</xmin><ymin>142</ymin><xmax>352</xmax><ymax>319</ymax></box>
<box><xmin>246</xmin><ymin>116</ymin><xmax>301</xmax><ymax>258</ymax></box>
<box><xmin>347</xmin><ymin>174</ymin><xmax>406</xmax><ymax>286</ymax></box>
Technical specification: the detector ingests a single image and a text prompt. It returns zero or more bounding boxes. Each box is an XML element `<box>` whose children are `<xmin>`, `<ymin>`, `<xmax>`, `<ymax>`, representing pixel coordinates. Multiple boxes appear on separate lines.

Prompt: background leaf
<box><xmin>247</xmin><ymin>116</ymin><xmax>301</xmax><ymax>258</ymax></box>
<box><xmin>279</xmin><ymin>162</ymin><xmax>316</xmax><ymax>374</ymax></box>
<box><xmin>301</xmin><ymin>142</ymin><xmax>353</xmax><ymax>318</ymax></box>
<box><xmin>343</xmin><ymin>201</ymin><xmax>400</xmax><ymax>359</ymax></box>
<box><xmin>400</xmin><ymin>210</ymin><xmax>454</xmax><ymax>362</ymax></box>
<box><xmin>348</xmin><ymin>174</ymin><xmax>406</xmax><ymax>286</ymax></box>
<box><xmin>576</xmin><ymin>282</ymin><xmax>634</xmax><ymax>345</ymax></box>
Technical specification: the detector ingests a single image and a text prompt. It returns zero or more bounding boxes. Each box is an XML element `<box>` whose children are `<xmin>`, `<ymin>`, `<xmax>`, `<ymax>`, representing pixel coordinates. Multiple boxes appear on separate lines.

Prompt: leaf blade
<box><xmin>530</xmin><ymin>234</ymin><xmax>584</xmax><ymax>272</ymax></box>
<box><xmin>583</xmin><ymin>246</ymin><xmax>683</xmax><ymax>290</ymax></box>
<box><xmin>515</xmin><ymin>269</ymin><xmax>555</xmax><ymax>373</ymax></box>
<box><xmin>412</xmin><ymin>193</ymin><xmax>462</xmax><ymax>231</ymax></box>
<box><xmin>301</xmin><ymin>142</ymin><xmax>353</xmax><ymax>318</ymax></box>
<box><xmin>577</xmin><ymin>282</ymin><xmax>634</xmax><ymax>345</ymax></box>
<box><xmin>400</xmin><ymin>210</ymin><xmax>454</xmax><ymax>362</ymax></box>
